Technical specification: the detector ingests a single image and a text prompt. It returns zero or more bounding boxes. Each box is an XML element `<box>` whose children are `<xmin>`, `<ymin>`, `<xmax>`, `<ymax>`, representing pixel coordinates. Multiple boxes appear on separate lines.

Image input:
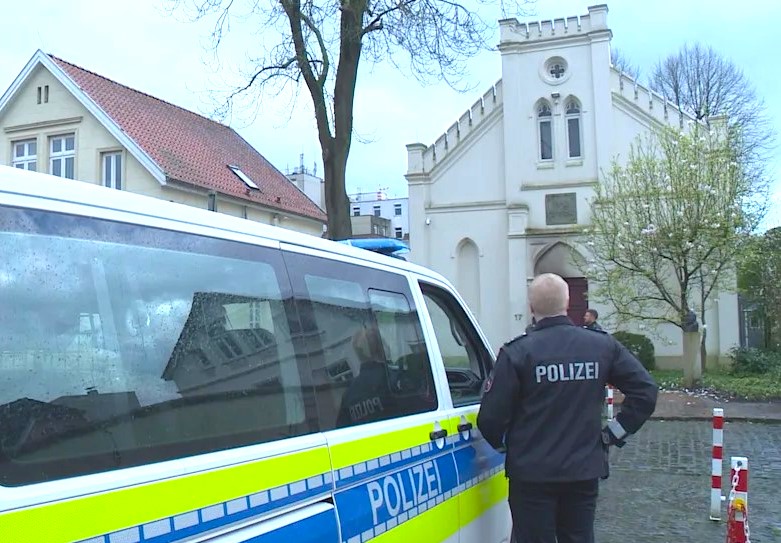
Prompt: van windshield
<box><xmin>0</xmin><ymin>205</ymin><xmax>314</xmax><ymax>486</ymax></box>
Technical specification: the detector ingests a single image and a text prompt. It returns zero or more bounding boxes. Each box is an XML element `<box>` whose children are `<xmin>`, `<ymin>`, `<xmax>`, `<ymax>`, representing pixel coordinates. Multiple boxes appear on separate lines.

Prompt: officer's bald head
<box><xmin>529</xmin><ymin>273</ymin><xmax>569</xmax><ymax>320</ymax></box>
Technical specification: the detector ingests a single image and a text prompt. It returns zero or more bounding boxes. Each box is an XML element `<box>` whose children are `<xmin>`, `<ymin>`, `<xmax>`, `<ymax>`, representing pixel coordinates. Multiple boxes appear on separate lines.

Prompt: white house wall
<box><xmin>1</xmin><ymin>64</ymin><xmax>325</xmax><ymax>239</ymax></box>
<box><xmin>407</xmin><ymin>6</ymin><xmax>740</xmax><ymax>367</ymax></box>
<box><xmin>427</xmin><ymin>116</ymin><xmax>506</xmax><ymax>207</ymax></box>
<box><xmin>423</xmin><ymin>207</ymin><xmax>510</xmax><ymax>352</ymax></box>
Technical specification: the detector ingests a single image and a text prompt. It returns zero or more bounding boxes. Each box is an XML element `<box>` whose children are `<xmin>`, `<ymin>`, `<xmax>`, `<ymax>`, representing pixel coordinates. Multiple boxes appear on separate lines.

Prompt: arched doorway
<box><xmin>533</xmin><ymin>242</ymin><xmax>588</xmax><ymax>326</ymax></box>
<box><xmin>456</xmin><ymin>238</ymin><xmax>481</xmax><ymax>319</ymax></box>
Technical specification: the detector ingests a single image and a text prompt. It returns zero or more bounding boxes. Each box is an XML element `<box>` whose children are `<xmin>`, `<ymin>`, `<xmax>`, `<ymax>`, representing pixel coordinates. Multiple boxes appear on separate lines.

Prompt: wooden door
<box><xmin>565</xmin><ymin>277</ymin><xmax>588</xmax><ymax>326</ymax></box>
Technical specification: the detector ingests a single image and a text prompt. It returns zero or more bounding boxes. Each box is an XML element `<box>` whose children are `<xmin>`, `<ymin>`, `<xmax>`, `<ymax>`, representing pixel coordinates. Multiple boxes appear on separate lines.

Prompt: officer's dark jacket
<box><xmin>477</xmin><ymin>315</ymin><xmax>658</xmax><ymax>482</ymax></box>
<box><xmin>336</xmin><ymin>362</ymin><xmax>396</xmax><ymax>428</ymax></box>
<box><xmin>585</xmin><ymin>321</ymin><xmax>603</xmax><ymax>332</ymax></box>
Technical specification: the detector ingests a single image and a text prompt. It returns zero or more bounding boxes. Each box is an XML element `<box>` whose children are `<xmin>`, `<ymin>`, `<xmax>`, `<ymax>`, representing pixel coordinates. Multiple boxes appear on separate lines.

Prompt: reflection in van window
<box><xmin>0</xmin><ymin>207</ymin><xmax>315</xmax><ymax>486</ymax></box>
<box><xmin>287</xmin><ymin>253</ymin><xmax>436</xmax><ymax>430</ymax></box>
<box><xmin>422</xmin><ymin>286</ymin><xmax>491</xmax><ymax>407</ymax></box>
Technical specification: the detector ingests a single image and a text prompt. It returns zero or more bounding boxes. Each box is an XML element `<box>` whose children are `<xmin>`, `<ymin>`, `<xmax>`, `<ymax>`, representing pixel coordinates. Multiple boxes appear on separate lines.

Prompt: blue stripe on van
<box><xmin>77</xmin><ymin>473</ymin><xmax>332</xmax><ymax>543</ymax></box>
<box><xmin>334</xmin><ymin>439</ymin><xmax>505</xmax><ymax>543</ymax></box>
<box><xmin>243</xmin><ymin>508</ymin><xmax>338</xmax><ymax>543</ymax></box>
<box><xmin>77</xmin><ymin>435</ymin><xmax>505</xmax><ymax>543</ymax></box>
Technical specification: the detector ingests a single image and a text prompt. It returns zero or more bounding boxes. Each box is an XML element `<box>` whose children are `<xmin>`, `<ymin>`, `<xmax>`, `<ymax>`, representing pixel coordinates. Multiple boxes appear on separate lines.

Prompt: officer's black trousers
<box><xmin>509</xmin><ymin>478</ymin><xmax>599</xmax><ymax>543</ymax></box>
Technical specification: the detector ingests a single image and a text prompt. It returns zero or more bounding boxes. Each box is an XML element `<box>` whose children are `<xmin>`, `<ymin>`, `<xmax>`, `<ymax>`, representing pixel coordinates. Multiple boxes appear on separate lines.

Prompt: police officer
<box><xmin>583</xmin><ymin>308</ymin><xmax>603</xmax><ymax>331</ymax></box>
<box><xmin>336</xmin><ymin>325</ymin><xmax>396</xmax><ymax>427</ymax></box>
<box><xmin>477</xmin><ymin>273</ymin><xmax>657</xmax><ymax>543</ymax></box>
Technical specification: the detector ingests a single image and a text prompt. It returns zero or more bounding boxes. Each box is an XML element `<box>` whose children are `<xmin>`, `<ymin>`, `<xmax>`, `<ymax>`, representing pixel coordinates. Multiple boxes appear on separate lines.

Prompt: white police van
<box><xmin>0</xmin><ymin>166</ymin><xmax>511</xmax><ymax>543</ymax></box>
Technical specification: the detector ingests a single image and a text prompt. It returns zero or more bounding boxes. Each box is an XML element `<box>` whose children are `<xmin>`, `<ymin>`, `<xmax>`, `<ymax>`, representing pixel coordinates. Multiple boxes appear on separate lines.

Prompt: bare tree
<box><xmin>168</xmin><ymin>0</ymin><xmax>534</xmax><ymax>239</ymax></box>
<box><xmin>584</xmin><ymin>125</ymin><xmax>761</xmax><ymax>378</ymax></box>
<box><xmin>610</xmin><ymin>47</ymin><xmax>639</xmax><ymax>80</ymax></box>
<box><xmin>650</xmin><ymin>43</ymin><xmax>774</xmax><ymax>193</ymax></box>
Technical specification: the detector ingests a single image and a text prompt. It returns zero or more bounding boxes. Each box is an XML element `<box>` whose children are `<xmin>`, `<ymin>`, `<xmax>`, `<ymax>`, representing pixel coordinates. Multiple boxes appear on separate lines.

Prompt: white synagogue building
<box><xmin>404</xmin><ymin>5</ymin><xmax>739</xmax><ymax>368</ymax></box>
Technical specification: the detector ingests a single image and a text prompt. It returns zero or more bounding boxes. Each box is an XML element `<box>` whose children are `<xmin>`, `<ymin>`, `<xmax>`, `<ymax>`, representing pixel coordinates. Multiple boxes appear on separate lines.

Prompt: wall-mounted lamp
<box><xmin>551</xmin><ymin>92</ymin><xmax>560</xmax><ymax>105</ymax></box>
<box><xmin>425</xmin><ymin>218</ymin><xmax>431</xmax><ymax>226</ymax></box>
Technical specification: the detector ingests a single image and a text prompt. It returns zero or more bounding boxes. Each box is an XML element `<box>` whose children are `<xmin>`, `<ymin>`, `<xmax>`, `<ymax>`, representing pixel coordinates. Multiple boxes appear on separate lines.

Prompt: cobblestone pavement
<box><xmin>594</xmin><ymin>420</ymin><xmax>781</xmax><ymax>542</ymax></box>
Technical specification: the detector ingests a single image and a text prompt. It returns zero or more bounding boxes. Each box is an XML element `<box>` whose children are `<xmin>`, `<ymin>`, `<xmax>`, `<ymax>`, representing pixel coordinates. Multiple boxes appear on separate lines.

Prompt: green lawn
<box><xmin>649</xmin><ymin>369</ymin><xmax>781</xmax><ymax>401</ymax></box>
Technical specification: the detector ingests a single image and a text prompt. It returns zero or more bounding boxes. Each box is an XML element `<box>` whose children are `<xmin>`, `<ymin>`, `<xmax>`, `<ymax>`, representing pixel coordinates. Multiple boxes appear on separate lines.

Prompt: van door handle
<box><xmin>429</xmin><ymin>429</ymin><xmax>448</xmax><ymax>441</ymax></box>
<box><xmin>457</xmin><ymin>422</ymin><xmax>473</xmax><ymax>432</ymax></box>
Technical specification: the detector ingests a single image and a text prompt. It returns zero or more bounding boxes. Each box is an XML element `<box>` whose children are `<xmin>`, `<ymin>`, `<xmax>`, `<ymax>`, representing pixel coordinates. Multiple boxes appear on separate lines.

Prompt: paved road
<box><xmin>594</xmin><ymin>420</ymin><xmax>781</xmax><ymax>542</ymax></box>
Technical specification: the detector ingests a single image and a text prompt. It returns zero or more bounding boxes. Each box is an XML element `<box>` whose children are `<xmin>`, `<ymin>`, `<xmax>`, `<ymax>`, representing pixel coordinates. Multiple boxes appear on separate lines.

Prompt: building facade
<box><xmin>349</xmin><ymin>191</ymin><xmax>409</xmax><ymax>241</ymax></box>
<box><xmin>405</xmin><ymin>5</ymin><xmax>739</xmax><ymax>367</ymax></box>
<box><xmin>1</xmin><ymin>51</ymin><xmax>326</xmax><ymax>236</ymax></box>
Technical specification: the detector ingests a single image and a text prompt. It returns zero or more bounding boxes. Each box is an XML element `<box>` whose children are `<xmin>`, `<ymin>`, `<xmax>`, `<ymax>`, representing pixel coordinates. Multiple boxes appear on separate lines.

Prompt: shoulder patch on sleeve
<box><xmin>503</xmin><ymin>333</ymin><xmax>528</xmax><ymax>347</ymax></box>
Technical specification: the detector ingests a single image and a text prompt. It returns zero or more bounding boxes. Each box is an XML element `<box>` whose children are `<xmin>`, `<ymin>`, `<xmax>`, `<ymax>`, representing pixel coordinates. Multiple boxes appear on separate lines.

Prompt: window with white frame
<box><xmin>537</xmin><ymin>101</ymin><xmax>553</xmax><ymax>161</ymax></box>
<box><xmin>373</xmin><ymin>205</ymin><xmax>381</xmax><ymax>217</ymax></box>
<box><xmin>352</xmin><ymin>207</ymin><xmax>360</xmax><ymax>216</ymax></box>
<box><xmin>102</xmin><ymin>152</ymin><xmax>122</xmax><ymax>190</ymax></box>
<box><xmin>12</xmin><ymin>139</ymin><xmax>37</xmax><ymax>171</ymax></box>
<box><xmin>394</xmin><ymin>204</ymin><xmax>402</xmax><ymax>216</ymax></box>
<box><xmin>49</xmin><ymin>134</ymin><xmax>75</xmax><ymax>179</ymax></box>
<box><xmin>395</xmin><ymin>227</ymin><xmax>403</xmax><ymax>239</ymax></box>
<box><xmin>565</xmin><ymin>99</ymin><xmax>582</xmax><ymax>159</ymax></box>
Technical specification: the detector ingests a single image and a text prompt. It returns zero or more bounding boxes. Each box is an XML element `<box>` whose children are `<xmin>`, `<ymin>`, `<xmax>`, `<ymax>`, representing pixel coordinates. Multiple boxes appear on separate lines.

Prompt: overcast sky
<box><xmin>1</xmin><ymin>0</ymin><xmax>779</xmax><ymax>229</ymax></box>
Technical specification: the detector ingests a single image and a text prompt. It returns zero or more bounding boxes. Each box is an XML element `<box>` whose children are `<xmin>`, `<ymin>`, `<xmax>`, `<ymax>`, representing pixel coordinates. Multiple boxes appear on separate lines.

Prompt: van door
<box><xmin>417</xmin><ymin>281</ymin><xmax>513</xmax><ymax>543</ymax></box>
<box><xmin>0</xmin><ymin>204</ymin><xmax>339</xmax><ymax>543</ymax></box>
<box><xmin>281</xmin><ymin>248</ymin><xmax>460</xmax><ymax>543</ymax></box>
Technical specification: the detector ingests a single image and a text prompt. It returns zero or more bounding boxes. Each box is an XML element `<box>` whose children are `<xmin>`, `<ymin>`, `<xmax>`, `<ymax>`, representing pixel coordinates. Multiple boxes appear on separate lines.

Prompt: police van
<box><xmin>0</xmin><ymin>166</ymin><xmax>511</xmax><ymax>543</ymax></box>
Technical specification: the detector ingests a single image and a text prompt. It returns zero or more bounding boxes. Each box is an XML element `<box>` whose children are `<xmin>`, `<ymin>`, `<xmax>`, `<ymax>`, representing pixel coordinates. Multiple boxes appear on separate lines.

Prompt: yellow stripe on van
<box><xmin>0</xmin><ymin>447</ymin><xmax>329</xmax><ymax>543</ymax></box>
<box><xmin>459</xmin><ymin>470</ymin><xmax>509</xmax><ymax>526</ymax></box>
<box><xmin>328</xmin><ymin>422</ymin><xmax>435</xmax><ymax>470</ymax></box>
<box><xmin>373</xmin><ymin>493</ymin><xmax>460</xmax><ymax>543</ymax></box>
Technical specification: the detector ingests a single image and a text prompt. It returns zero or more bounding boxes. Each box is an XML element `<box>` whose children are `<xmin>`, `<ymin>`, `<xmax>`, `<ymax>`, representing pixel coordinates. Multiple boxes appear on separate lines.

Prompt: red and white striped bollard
<box><xmin>725</xmin><ymin>456</ymin><xmax>749</xmax><ymax>543</ymax></box>
<box><xmin>710</xmin><ymin>407</ymin><xmax>724</xmax><ymax>520</ymax></box>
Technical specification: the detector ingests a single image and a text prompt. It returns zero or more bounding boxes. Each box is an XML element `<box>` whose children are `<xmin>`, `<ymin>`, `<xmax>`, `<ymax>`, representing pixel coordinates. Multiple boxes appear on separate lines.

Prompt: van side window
<box><xmin>0</xmin><ymin>206</ymin><xmax>317</xmax><ymax>486</ymax></box>
<box><xmin>283</xmin><ymin>252</ymin><xmax>437</xmax><ymax>430</ymax></box>
<box><xmin>420</xmin><ymin>283</ymin><xmax>493</xmax><ymax>407</ymax></box>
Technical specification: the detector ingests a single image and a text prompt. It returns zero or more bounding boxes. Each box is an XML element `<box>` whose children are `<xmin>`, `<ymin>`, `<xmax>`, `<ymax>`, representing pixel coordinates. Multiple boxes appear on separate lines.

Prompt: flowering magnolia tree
<box><xmin>584</xmin><ymin>124</ymin><xmax>762</xmax><ymax>365</ymax></box>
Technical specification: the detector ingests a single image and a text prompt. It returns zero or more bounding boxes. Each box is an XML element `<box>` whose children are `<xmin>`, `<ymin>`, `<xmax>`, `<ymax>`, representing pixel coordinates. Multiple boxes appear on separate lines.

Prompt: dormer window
<box><xmin>537</xmin><ymin>101</ymin><xmax>553</xmax><ymax>161</ymax></box>
<box><xmin>565</xmin><ymin>98</ymin><xmax>582</xmax><ymax>159</ymax></box>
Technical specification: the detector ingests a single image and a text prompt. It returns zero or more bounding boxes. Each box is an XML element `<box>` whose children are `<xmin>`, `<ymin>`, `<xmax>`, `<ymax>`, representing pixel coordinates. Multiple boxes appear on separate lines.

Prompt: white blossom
<box><xmin>634</xmin><ymin>240</ymin><xmax>642</xmax><ymax>245</ymax></box>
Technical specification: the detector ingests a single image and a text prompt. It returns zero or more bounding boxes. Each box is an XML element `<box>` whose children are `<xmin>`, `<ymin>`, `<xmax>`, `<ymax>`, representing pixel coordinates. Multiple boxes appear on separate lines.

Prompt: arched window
<box><xmin>537</xmin><ymin>101</ymin><xmax>553</xmax><ymax>160</ymax></box>
<box><xmin>565</xmin><ymin>98</ymin><xmax>582</xmax><ymax>159</ymax></box>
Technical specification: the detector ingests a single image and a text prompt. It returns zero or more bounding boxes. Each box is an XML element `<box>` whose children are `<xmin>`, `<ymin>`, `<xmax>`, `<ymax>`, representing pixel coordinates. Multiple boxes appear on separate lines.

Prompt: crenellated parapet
<box><xmin>407</xmin><ymin>80</ymin><xmax>503</xmax><ymax>175</ymax></box>
<box><xmin>610</xmin><ymin>68</ymin><xmax>699</xmax><ymax>129</ymax></box>
<box><xmin>498</xmin><ymin>4</ymin><xmax>609</xmax><ymax>46</ymax></box>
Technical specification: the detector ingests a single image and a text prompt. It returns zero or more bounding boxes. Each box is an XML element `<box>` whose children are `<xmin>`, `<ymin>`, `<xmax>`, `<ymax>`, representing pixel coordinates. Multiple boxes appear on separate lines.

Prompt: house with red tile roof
<box><xmin>0</xmin><ymin>51</ymin><xmax>326</xmax><ymax>236</ymax></box>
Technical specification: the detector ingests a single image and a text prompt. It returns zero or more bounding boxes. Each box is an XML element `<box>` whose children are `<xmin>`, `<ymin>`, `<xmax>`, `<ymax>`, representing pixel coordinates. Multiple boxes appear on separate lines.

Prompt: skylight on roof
<box><xmin>229</xmin><ymin>166</ymin><xmax>259</xmax><ymax>190</ymax></box>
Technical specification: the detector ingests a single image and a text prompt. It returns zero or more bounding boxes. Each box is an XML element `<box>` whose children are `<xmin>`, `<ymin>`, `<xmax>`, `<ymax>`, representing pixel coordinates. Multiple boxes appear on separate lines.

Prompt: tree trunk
<box><xmin>700</xmin><ymin>325</ymin><xmax>707</xmax><ymax>372</ymax></box>
<box><xmin>322</xmin><ymin>139</ymin><xmax>352</xmax><ymax>240</ymax></box>
<box><xmin>699</xmin><ymin>290</ymin><xmax>707</xmax><ymax>373</ymax></box>
<box><xmin>682</xmin><ymin>330</ymin><xmax>702</xmax><ymax>388</ymax></box>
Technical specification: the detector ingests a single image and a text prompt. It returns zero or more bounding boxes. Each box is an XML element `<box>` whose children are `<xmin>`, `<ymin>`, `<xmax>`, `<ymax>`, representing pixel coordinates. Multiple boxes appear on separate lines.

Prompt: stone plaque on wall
<box><xmin>545</xmin><ymin>193</ymin><xmax>577</xmax><ymax>225</ymax></box>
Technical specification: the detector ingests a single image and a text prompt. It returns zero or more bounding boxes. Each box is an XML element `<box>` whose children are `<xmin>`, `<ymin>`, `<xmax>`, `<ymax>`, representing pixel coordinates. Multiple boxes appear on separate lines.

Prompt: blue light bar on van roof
<box><xmin>338</xmin><ymin>238</ymin><xmax>410</xmax><ymax>259</ymax></box>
